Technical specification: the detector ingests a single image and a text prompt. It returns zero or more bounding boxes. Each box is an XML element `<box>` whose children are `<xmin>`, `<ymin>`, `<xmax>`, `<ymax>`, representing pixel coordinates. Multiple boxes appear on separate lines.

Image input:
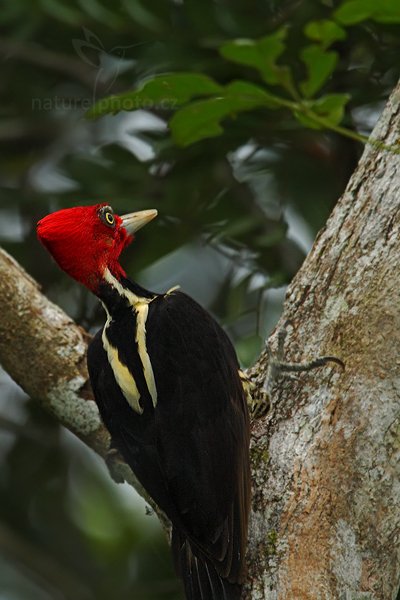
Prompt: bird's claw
<box><xmin>246</xmin><ymin>321</ymin><xmax>344</xmax><ymax>420</ymax></box>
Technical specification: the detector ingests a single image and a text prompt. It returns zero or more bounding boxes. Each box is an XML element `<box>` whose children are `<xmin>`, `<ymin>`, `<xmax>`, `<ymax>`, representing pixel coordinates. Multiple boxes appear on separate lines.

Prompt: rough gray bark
<box><xmin>1</xmin><ymin>82</ymin><xmax>400</xmax><ymax>599</ymax></box>
<box><xmin>245</xmin><ymin>83</ymin><xmax>400</xmax><ymax>599</ymax></box>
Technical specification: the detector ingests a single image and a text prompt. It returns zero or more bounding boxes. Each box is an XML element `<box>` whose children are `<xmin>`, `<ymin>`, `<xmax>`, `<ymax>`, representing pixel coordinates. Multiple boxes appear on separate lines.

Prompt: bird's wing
<box><xmin>88</xmin><ymin>327</ymin><xmax>176</xmax><ymax>519</ymax></box>
<box><xmin>88</xmin><ymin>290</ymin><xmax>250</xmax><ymax>585</ymax></box>
<box><xmin>145</xmin><ymin>291</ymin><xmax>250</xmax><ymax>583</ymax></box>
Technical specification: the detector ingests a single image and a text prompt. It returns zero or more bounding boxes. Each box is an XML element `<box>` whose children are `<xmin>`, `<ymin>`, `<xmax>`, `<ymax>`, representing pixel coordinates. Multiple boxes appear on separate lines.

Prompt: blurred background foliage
<box><xmin>0</xmin><ymin>0</ymin><xmax>399</xmax><ymax>598</ymax></box>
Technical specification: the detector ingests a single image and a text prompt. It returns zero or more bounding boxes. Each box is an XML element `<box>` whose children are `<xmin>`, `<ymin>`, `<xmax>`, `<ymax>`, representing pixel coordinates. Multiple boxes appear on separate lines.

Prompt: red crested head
<box><xmin>37</xmin><ymin>203</ymin><xmax>157</xmax><ymax>292</ymax></box>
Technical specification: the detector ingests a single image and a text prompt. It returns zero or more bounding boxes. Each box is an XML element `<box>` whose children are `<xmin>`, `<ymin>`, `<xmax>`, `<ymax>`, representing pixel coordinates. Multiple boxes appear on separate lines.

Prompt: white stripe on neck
<box><xmin>101</xmin><ymin>268</ymin><xmax>158</xmax><ymax>411</ymax></box>
<box><xmin>103</xmin><ymin>267</ymin><xmax>152</xmax><ymax>307</ymax></box>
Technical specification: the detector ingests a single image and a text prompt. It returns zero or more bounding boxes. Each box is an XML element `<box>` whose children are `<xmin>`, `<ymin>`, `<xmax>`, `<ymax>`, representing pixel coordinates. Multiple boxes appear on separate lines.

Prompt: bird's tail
<box><xmin>171</xmin><ymin>528</ymin><xmax>242</xmax><ymax>600</ymax></box>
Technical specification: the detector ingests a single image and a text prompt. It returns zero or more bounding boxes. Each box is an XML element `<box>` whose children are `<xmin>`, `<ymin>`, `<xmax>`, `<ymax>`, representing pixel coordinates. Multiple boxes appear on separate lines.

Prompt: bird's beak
<box><xmin>121</xmin><ymin>209</ymin><xmax>158</xmax><ymax>234</ymax></box>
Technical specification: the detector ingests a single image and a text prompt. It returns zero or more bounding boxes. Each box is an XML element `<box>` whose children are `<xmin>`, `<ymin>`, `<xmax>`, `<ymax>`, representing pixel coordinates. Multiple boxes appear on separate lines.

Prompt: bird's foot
<box><xmin>240</xmin><ymin>370</ymin><xmax>271</xmax><ymax>420</ymax></box>
<box><xmin>248</xmin><ymin>386</ymin><xmax>271</xmax><ymax>420</ymax></box>
<box><xmin>247</xmin><ymin>321</ymin><xmax>344</xmax><ymax>420</ymax></box>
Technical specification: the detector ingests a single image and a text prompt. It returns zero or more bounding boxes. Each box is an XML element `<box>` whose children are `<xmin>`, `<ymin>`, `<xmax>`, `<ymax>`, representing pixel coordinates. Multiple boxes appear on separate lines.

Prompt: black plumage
<box><xmin>88</xmin><ymin>282</ymin><xmax>251</xmax><ymax>600</ymax></box>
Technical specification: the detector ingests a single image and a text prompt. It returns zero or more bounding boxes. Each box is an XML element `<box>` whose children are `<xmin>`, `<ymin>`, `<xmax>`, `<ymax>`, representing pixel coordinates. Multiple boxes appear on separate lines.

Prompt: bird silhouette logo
<box><xmin>72</xmin><ymin>28</ymin><xmax>140</xmax><ymax>104</ymax></box>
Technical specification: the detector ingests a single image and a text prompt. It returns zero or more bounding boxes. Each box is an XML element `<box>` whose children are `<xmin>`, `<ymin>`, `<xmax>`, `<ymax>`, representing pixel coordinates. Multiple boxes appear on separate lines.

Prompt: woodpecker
<box><xmin>37</xmin><ymin>203</ymin><xmax>251</xmax><ymax>600</ymax></box>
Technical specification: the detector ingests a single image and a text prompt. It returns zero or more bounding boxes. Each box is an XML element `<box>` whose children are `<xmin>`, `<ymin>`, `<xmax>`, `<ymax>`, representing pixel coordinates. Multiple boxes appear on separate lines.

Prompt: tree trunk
<box><xmin>1</xmin><ymin>82</ymin><xmax>400</xmax><ymax>599</ymax></box>
<box><xmin>245</xmin><ymin>82</ymin><xmax>400</xmax><ymax>599</ymax></box>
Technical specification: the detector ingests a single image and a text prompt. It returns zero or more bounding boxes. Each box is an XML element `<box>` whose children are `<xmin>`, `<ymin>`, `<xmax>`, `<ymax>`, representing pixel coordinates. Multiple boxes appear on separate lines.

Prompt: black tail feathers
<box><xmin>171</xmin><ymin>529</ymin><xmax>242</xmax><ymax>600</ymax></box>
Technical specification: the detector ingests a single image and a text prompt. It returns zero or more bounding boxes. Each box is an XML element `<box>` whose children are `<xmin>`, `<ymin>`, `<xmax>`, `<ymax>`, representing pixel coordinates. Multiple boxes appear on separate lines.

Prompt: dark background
<box><xmin>0</xmin><ymin>1</ymin><xmax>399</xmax><ymax>598</ymax></box>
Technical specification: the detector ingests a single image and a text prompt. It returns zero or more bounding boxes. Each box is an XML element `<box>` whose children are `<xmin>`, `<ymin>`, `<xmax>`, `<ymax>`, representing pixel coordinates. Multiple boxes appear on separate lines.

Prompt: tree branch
<box><xmin>0</xmin><ymin>249</ymin><xmax>167</xmax><ymax>524</ymax></box>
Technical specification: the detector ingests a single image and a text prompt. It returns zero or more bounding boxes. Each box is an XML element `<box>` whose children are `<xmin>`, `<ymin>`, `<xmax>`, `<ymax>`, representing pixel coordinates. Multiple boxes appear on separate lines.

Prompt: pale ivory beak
<box><xmin>121</xmin><ymin>209</ymin><xmax>158</xmax><ymax>234</ymax></box>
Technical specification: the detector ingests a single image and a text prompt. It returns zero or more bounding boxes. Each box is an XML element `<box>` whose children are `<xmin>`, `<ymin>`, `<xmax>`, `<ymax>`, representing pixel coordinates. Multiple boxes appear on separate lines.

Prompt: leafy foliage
<box><xmin>88</xmin><ymin>73</ymin><xmax>224</xmax><ymax>119</ymax></box>
<box><xmin>169</xmin><ymin>82</ymin><xmax>280</xmax><ymax>146</ymax></box>
<box><xmin>219</xmin><ymin>29</ymin><xmax>289</xmax><ymax>86</ymax></box>
<box><xmin>335</xmin><ymin>0</ymin><xmax>400</xmax><ymax>25</ymax></box>
<box><xmin>87</xmin><ymin>0</ymin><xmax>400</xmax><ymax>147</ymax></box>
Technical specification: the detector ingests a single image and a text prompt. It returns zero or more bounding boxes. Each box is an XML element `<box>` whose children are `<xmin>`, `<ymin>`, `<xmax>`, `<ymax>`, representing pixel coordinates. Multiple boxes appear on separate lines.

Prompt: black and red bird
<box><xmin>37</xmin><ymin>203</ymin><xmax>251</xmax><ymax>600</ymax></box>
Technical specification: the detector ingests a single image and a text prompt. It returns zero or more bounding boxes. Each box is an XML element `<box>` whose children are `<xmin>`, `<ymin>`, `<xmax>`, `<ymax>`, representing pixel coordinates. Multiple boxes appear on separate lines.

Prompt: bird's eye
<box><xmin>105</xmin><ymin>212</ymin><xmax>115</xmax><ymax>226</ymax></box>
<box><xmin>99</xmin><ymin>206</ymin><xmax>116</xmax><ymax>228</ymax></box>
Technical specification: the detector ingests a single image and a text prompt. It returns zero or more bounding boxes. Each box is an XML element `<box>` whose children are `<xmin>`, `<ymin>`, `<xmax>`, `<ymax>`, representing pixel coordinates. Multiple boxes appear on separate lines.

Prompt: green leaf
<box><xmin>300</xmin><ymin>45</ymin><xmax>338</xmax><ymax>98</ymax></box>
<box><xmin>295</xmin><ymin>93</ymin><xmax>350</xmax><ymax>129</ymax></box>
<box><xmin>87</xmin><ymin>73</ymin><xmax>223</xmax><ymax>119</ymax></box>
<box><xmin>335</xmin><ymin>0</ymin><xmax>400</xmax><ymax>25</ymax></box>
<box><xmin>373</xmin><ymin>1</ymin><xmax>400</xmax><ymax>24</ymax></box>
<box><xmin>170</xmin><ymin>98</ymin><xmax>229</xmax><ymax>146</ymax></box>
<box><xmin>294</xmin><ymin>110</ymin><xmax>321</xmax><ymax>130</ymax></box>
<box><xmin>312</xmin><ymin>93</ymin><xmax>350</xmax><ymax>124</ymax></box>
<box><xmin>224</xmin><ymin>80</ymin><xmax>281</xmax><ymax>108</ymax></box>
<box><xmin>304</xmin><ymin>19</ymin><xmax>347</xmax><ymax>48</ymax></box>
<box><xmin>220</xmin><ymin>28</ymin><xmax>289</xmax><ymax>86</ymax></box>
<box><xmin>170</xmin><ymin>82</ymin><xmax>278</xmax><ymax>146</ymax></box>
<box><xmin>334</xmin><ymin>0</ymin><xmax>377</xmax><ymax>24</ymax></box>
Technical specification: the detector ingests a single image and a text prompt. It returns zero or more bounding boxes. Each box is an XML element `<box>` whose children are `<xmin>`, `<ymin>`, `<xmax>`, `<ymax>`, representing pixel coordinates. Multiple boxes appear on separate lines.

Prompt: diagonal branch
<box><xmin>0</xmin><ymin>248</ymin><xmax>167</xmax><ymax>525</ymax></box>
